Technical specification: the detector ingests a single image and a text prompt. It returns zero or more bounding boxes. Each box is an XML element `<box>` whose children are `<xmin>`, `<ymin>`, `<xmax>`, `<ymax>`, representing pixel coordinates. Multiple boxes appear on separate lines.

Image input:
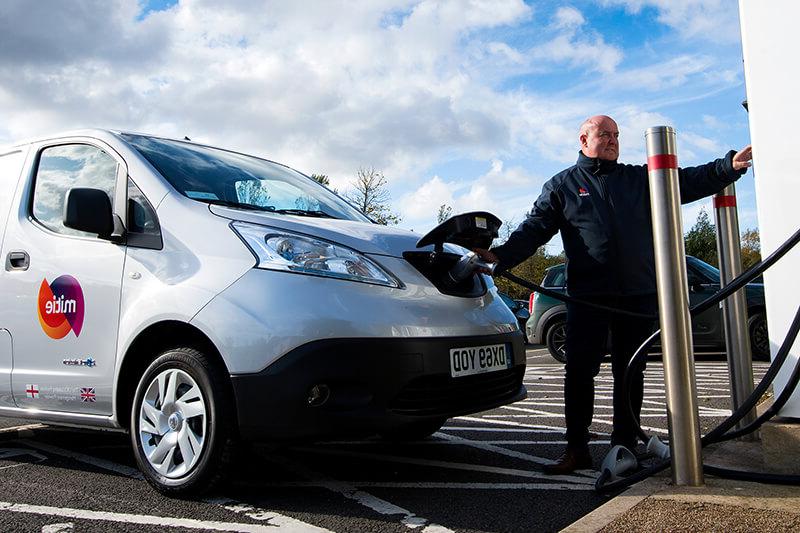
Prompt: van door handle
<box><xmin>5</xmin><ymin>251</ymin><xmax>30</xmax><ymax>271</ymax></box>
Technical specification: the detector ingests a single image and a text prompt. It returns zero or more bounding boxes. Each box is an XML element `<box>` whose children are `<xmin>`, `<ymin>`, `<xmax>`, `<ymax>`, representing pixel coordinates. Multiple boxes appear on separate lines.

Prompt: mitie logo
<box><xmin>38</xmin><ymin>275</ymin><xmax>85</xmax><ymax>339</ymax></box>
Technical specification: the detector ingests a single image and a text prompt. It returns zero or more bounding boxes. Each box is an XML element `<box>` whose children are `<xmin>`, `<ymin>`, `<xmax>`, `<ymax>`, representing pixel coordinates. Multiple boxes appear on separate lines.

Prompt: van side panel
<box><xmin>0</xmin><ymin>147</ymin><xmax>29</xmax><ymax>251</ymax></box>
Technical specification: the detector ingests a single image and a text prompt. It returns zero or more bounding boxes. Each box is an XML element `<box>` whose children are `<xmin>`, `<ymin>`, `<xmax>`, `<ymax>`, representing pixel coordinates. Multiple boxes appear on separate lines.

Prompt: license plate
<box><xmin>449</xmin><ymin>343</ymin><xmax>512</xmax><ymax>378</ymax></box>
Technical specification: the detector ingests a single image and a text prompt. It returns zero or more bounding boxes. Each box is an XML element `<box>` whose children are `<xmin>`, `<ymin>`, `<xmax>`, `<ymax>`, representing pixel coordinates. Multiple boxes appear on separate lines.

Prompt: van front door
<box><xmin>0</xmin><ymin>141</ymin><xmax>125</xmax><ymax>415</ymax></box>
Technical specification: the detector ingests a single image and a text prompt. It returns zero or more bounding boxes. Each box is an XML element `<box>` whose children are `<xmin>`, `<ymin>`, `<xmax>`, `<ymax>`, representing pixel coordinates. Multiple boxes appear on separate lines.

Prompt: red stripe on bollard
<box><xmin>647</xmin><ymin>154</ymin><xmax>678</xmax><ymax>170</ymax></box>
<box><xmin>714</xmin><ymin>195</ymin><xmax>737</xmax><ymax>208</ymax></box>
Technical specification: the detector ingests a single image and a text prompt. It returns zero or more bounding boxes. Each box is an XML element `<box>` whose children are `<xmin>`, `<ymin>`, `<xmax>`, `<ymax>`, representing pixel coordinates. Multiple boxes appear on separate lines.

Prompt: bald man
<box><xmin>476</xmin><ymin>115</ymin><xmax>752</xmax><ymax>474</ymax></box>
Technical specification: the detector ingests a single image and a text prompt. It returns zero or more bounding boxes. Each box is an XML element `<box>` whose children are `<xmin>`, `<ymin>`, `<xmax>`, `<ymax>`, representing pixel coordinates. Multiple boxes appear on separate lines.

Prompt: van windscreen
<box><xmin>121</xmin><ymin>133</ymin><xmax>369</xmax><ymax>222</ymax></box>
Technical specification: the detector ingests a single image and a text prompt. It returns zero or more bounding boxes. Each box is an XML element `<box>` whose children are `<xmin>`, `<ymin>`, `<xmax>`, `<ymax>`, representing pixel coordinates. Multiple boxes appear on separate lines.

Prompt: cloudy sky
<box><xmin>0</xmin><ymin>0</ymin><xmax>754</xmax><ymax>252</ymax></box>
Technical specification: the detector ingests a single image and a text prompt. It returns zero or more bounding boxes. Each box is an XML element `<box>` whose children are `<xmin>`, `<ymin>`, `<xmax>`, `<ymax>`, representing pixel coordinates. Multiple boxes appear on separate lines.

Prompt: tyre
<box><xmin>545</xmin><ymin>317</ymin><xmax>567</xmax><ymax>363</ymax></box>
<box><xmin>130</xmin><ymin>347</ymin><xmax>234</xmax><ymax>495</ymax></box>
<box><xmin>381</xmin><ymin>418</ymin><xmax>446</xmax><ymax>441</ymax></box>
<box><xmin>748</xmin><ymin>312</ymin><xmax>770</xmax><ymax>361</ymax></box>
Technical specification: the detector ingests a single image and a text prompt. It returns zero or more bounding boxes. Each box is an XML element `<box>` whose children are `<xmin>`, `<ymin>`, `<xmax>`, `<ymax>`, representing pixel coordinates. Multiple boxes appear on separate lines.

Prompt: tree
<box><xmin>684</xmin><ymin>208</ymin><xmax>718</xmax><ymax>266</ymax></box>
<box><xmin>740</xmin><ymin>228</ymin><xmax>761</xmax><ymax>270</ymax></box>
<box><xmin>437</xmin><ymin>204</ymin><xmax>453</xmax><ymax>224</ymax></box>
<box><xmin>500</xmin><ymin>218</ymin><xmax>518</xmax><ymax>242</ymax></box>
<box><xmin>310</xmin><ymin>174</ymin><xmax>330</xmax><ymax>186</ymax></box>
<box><xmin>344</xmin><ymin>166</ymin><xmax>401</xmax><ymax>225</ymax></box>
<box><xmin>493</xmin><ymin>247</ymin><xmax>566</xmax><ymax>300</ymax></box>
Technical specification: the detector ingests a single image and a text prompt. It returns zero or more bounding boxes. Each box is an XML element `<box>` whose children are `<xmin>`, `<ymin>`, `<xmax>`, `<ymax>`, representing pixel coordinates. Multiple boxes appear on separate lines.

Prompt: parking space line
<box><xmin>0</xmin><ymin>424</ymin><xmax>47</xmax><ymax>435</ymax></box>
<box><xmin>240</xmin><ymin>481</ymin><xmax>594</xmax><ymax>491</ymax></box>
<box><xmin>18</xmin><ymin>439</ymin><xmax>144</xmax><ymax>479</ymax></box>
<box><xmin>317</xmin><ymin>440</ymin><xmax>612</xmax><ymax>446</ymax></box>
<box><xmin>292</xmin><ymin>446</ymin><xmax>595</xmax><ymax>485</ymax></box>
<box><xmin>434</xmin><ymin>432</ymin><xmax>595</xmax><ymax>482</ymax></box>
<box><xmin>269</xmin><ymin>454</ymin><xmax>454</xmax><ymax>532</ymax></box>
<box><xmin>17</xmin><ymin>439</ymin><xmax>328</xmax><ymax>531</ymax></box>
<box><xmin>204</xmin><ymin>499</ymin><xmax>334</xmax><ymax>532</ymax></box>
<box><xmin>0</xmin><ymin>501</ymin><xmax>315</xmax><ymax>532</ymax></box>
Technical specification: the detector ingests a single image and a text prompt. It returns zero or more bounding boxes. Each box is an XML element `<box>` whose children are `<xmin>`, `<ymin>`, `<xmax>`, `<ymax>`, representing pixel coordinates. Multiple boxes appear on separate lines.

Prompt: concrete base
<box><xmin>762</xmin><ymin>417</ymin><xmax>800</xmax><ymax>475</ymax></box>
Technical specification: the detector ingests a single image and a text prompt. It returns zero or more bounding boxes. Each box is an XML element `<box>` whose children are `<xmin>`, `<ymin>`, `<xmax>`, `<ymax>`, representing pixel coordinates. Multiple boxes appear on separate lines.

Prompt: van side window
<box><xmin>32</xmin><ymin>144</ymin><xmax>117</xmax><ymax>237</ymax></box>
<box><xmin>126</xmin><ymin>178</ymin><xmax>162</xmax><ymax>249</ymax></box>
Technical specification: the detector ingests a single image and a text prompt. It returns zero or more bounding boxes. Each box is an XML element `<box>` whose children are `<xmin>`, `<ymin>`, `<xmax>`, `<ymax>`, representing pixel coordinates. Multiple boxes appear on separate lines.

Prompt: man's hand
<box><xmin>732</xmin><ymin>145</ymin><xmax>752</xmax><ymax>171</ymax></box>
<box><xmin>472</xmin><ymin>248</ymin><xmax>499</xmax><ymax>274</ymax></box>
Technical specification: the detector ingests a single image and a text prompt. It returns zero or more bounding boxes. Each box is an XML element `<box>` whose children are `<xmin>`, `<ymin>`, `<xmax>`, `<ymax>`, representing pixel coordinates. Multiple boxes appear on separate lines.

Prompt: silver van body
<box><xmin>0</xmin><ymin>129</ymin><xmax>525</xmax><ymax>493</ymax></box>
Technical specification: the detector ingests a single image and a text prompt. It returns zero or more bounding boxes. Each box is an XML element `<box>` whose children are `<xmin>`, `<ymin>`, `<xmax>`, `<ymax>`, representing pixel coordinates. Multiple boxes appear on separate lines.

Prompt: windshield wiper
<box><xmin>203</xmin><ymin>200</ymin><xmax>336</xmax><ymax>218</ymax></box>
<box><xmin>203</xmin><ymin>199</ymin><xmax>275</xmax><ymax>212</ymax></box>
<box><xmin>271</xmin><ymin>209</ymin><xmax>336</xmax><ymax>219</ymax></box>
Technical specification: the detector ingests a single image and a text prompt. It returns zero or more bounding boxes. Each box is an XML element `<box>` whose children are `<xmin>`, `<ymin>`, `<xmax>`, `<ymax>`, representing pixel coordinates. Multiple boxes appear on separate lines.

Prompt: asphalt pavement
<box><xmin>0</xmin><ymin>346</ymin><xmax>773</xmax><ymax>532</ymax></box>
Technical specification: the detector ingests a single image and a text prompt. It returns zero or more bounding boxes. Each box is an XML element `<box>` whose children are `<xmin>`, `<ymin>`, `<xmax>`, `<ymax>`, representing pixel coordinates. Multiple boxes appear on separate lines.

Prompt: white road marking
<box><xmin>0</xmin><ymin>424</ymin><xmax>47</xmax><ymax>434</ymax></box>
<box><xmin>41</xmin><ymin>523</ymin><xmax>73</xmax><ymax>533</ymax></box>
<box><xmin>18</xmin><ymin>440</ymin><xmax>327</xmax><ymax>532</ymax></box>
<box><xmin>18</xmin><ymin>439</ymin><xmax>144</xmax><ymax>479</ymax></box>
<box><xmin>239</xmin><ymin>481</ymin><xmax>594</xmax><ymax>491</ymax></box>
<box><xmin>0</xmin><ymin>501</ymin><xmax>312</xmax><ymax>532</ymax></box>
<box><xmin>0</xmin><ymin>447</ymin><xmax>47</xmax><ymax>471</ymax></box>
<box><xmin>204</xmin><ymin>499</ymin><xmax>333</xmax><ymax>532</ymax></box>
<box><xmin>293</xmin><ymin>446</ymin><xmax>595</xmax><ymax>485</ymax></box>
<box><xmin>434</xmin><ymin>432</ymin><xmax>594</xmax><ymax>481</ymax></box>
<box><xmin>271</xmin><ymin>454</ymin><xmax>454</xmax><ymax>532</ymax></box>
<box><xmin>318</xmin><ymin>440</ymin><xmax>611</xmax><ymax>446</ymax></box>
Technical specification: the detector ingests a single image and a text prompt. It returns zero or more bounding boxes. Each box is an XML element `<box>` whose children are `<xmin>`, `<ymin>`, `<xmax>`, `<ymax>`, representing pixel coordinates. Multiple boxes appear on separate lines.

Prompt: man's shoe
<box><xmin>542</xmin><ymin>447</ymin><xmax>592</xmax><ymax>475</ymax></box>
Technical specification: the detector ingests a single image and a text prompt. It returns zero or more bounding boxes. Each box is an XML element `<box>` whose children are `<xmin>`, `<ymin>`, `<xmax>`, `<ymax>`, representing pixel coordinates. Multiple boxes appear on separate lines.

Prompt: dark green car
<box><xmin>525</xmin><ymin>256</ymin><xmax>769</xmax><ymax>362</ymax></box>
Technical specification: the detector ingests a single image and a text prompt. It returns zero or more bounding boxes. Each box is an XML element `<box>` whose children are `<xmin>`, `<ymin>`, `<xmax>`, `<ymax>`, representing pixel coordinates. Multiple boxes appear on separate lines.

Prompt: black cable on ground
<box><xmin>702</xmin><ymin>303</ymin><xmax>800</xmax><ymax>444</ymax></box>
<box><xmin>598</xmin><ymin>304</ymin><xmax>800</xmax><ymax>493</ymax></box>
<box><xmin>703</xmin><ymin>465</ymin><xmax>800</xmax><ymax>485</ymax></box>
<box><xmin>496</xmin><ymin>226</ymin><xmax>800</xmax><ymax>492</ymax></box>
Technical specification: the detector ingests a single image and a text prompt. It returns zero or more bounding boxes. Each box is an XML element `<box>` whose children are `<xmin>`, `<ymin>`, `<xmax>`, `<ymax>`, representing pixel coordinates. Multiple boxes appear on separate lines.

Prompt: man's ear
<box><xmin>579</xmin><ymin>133</ymin><xmax>588</xmax><ymax>147</ymax></box>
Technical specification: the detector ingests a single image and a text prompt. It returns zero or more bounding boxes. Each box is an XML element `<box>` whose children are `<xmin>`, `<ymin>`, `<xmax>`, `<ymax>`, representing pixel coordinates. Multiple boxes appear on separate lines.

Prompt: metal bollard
<box><xmin>714</xmin><ymin>184</ymin><xmax>758</xmax><ymax>439</ymax></box>
<box><xmin>646</xmin><ymin>126</ymin><xmax>704</xmax><ymax>486</ymax></box>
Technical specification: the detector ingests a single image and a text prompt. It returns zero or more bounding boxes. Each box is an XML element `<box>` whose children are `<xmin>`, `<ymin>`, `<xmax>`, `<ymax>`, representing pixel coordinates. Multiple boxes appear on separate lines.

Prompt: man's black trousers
<box><xmin>564</xmin><ymin>293</ymin><xmax>657</xmax><ymax>450</ymax></box>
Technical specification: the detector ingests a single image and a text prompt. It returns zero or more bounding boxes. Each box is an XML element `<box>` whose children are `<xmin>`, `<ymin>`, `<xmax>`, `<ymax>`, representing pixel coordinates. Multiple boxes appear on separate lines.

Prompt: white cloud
<box><xmin>528</xmin><ymin>7</ymin><xmax>623</xmax><ymax>74</ymax></box>
<box><xmin>553</xmin><ymin>6</ymin><xmax>585</xmax><ymax>29</ymax></box>
<box><xmin>0</xmin><ymin>0</ymin><xmax>754</xmax><ymax>246</ymax></box>
<box><xmin>601</xmin><ymin>0</ymin><xmax>741</xmax><ymax>44</ymax></box>
<box><xmin>398</xmin><ymin>158</ymin><xmax>546</xmax><ymax>231</ymax></box>
<box><xmin>604</xmin><ymin>55</ymin><xmax>715</xmax><ymax>92</ymax></box>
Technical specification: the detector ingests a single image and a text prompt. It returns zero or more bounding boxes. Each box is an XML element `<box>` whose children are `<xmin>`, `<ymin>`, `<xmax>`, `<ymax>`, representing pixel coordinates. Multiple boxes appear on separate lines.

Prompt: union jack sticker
<box><xmin>80</xmin><ymin>387</ymin><xmax>96</xmax><ymax>402</ymax></box>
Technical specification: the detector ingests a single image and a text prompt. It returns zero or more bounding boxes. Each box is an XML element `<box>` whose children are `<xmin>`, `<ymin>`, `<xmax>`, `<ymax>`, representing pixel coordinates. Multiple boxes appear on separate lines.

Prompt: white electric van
<box><xmin>0</xmin><ymin>130</ymin><xmax>526</xmax><ymax>494</ymax></box>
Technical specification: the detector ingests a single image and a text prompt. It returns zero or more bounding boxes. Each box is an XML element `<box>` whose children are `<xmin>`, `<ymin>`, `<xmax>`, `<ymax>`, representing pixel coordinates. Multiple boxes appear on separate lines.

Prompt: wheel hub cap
<box><xmin>168</xmin><ymin>412</ymin><xmax>183</xmax><ymax>432</ymax></box>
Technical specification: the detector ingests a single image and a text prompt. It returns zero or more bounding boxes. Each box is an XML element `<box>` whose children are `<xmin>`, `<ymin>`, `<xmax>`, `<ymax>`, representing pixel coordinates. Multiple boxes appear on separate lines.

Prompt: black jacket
<box><xmin>493</xmin><ymin>150</ymin><xmax>745</xmax><ymax>296</ymax></box>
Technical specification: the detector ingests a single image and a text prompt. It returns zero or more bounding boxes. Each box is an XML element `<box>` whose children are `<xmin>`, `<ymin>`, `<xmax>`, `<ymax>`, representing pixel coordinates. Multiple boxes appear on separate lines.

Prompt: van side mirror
<box><xmin>63</xmin><ymin>188</ymin><xmax>115</xmax><ymax>238</ymax></box>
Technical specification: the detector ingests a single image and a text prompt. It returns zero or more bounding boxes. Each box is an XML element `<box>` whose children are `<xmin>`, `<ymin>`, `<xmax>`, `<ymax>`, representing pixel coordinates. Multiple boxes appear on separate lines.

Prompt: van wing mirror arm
<box><xmin>108</xmin><ymin>213</ymin><xmax>127</xmax><ymax>243</ymax></box>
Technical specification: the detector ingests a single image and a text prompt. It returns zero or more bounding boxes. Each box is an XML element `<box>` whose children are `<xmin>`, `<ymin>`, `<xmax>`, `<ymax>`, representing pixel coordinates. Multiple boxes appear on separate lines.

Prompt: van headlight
<box><xmin>232</xmin><ymin>222</ymin><xmax>401</xmax><ymax>288</ymax></box>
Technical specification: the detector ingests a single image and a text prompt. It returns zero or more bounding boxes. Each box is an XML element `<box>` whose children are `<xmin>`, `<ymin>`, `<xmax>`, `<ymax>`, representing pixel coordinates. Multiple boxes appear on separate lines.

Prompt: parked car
<box><xmin>0</xmin><ymin>130</ymin><xmax>526</xmax><ymax>494</ymax></box>
<box><xmin>526</xmin><ymin>257</ymin><xmax>769</xmax><ymax>362</ymax></box>
<box><xmin>497</xmin><ymin>292</ymin><xmax>531</xmax><ymax>344</ymax></box>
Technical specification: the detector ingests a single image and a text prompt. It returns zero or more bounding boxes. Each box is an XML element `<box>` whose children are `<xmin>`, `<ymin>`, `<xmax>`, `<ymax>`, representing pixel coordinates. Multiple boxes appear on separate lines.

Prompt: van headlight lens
<box><xmin>232</xmin><ymin>222</ymin><xmax>401</xmax><ymax>288</ymax></box>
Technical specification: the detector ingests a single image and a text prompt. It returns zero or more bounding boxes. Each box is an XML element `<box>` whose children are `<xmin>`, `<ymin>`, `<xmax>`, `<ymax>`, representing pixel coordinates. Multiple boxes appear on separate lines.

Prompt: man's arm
<box><xmin>475</xmin><ymin>180</ymin><xmax>561</xmax><ymax>274</ymax></box>
<box><xmin>678</xmin><ymin>145</ymin><xmax>752</xmax><ymax>204</ymax></box>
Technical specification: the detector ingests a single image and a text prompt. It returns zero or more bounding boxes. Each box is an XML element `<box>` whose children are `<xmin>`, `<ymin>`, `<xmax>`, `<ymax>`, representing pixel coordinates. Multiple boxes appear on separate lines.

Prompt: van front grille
<box><xmin>389</xmin><ymin>366</ymin><xmax>525</xmax><ymax>417</ymax></box>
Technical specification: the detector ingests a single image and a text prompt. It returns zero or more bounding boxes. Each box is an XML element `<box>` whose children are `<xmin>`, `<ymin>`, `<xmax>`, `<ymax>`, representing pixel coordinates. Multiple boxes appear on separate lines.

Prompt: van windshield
<box><xmin>121</xmin><ymin>134</ymin><xmax>370</xmax><ymax>222</ymax></box>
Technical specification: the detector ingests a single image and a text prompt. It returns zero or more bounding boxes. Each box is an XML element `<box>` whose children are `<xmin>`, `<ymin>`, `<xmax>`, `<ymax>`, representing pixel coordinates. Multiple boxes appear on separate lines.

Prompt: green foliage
<box><xmin>740</xmin><ymin>228</ymin><xmax>761</xmax><ymax>270</ymax></box>
<box><xmin>683</xmin><ymin>208</ymin><xmax>761</xmax><ymax>270</ymax></box>
<box><xmin>684</xmin><ymin>208</ymin><xmax>718</xmax><ymax>266</ymax></box>
<box><xmin>494</xmin><ymin>247</ymin><xmax>566</xmax><ymax>300</ymax></box>
<box><xmin>344</xmin><ymin>166</ymin><xmax>401</xmax><ymax>225</ymax></box>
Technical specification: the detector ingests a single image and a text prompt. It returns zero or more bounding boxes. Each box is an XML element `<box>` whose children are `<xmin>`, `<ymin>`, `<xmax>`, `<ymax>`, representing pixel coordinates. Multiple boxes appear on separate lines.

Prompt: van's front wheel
<box><xmin>130</xmin><ymin>347</ymin><xmax>234</xmax><ymax>495</ymax></box>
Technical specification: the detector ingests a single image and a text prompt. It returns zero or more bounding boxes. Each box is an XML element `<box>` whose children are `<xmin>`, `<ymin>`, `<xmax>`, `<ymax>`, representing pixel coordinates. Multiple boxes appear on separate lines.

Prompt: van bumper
<box><xmin>230</xmin><ymin>331</ymin><xmax>526</xmax><ymax>441</ymax></box>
